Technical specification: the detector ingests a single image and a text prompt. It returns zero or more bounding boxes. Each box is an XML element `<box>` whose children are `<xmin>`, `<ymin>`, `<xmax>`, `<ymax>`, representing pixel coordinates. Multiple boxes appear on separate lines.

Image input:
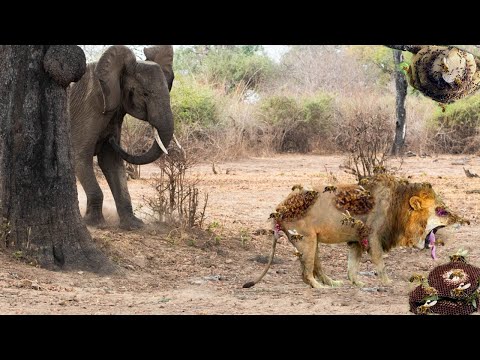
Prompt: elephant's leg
<box><xmin>347</xmin><ymin>242</ymin><xmax>365</xmax><ymax>287</ymax></box>
<box><xmin>97</xmin><ymin>141</ymin><xmax>144</xmax><ymax>230</ymax></box>
<box><xmin>76</xmin><ymin>156</ymin><xmax>106</xmax><ymax>227</ymax></box>
<box><xmin>314</xmin><ymin>240</ymin><xmax>343</xmax><ymax>287</ymax></box>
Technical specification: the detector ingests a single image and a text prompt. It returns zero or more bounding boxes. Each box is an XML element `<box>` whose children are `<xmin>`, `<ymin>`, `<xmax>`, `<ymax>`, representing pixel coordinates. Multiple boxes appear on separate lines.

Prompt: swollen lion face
<box><xmin>417</xmin><ymin>196</ymin><xmax>463</xmax><ymax>250</ymax></box>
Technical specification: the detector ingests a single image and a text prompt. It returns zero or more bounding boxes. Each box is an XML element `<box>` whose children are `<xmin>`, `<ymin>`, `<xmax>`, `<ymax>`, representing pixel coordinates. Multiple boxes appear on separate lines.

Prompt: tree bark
<box><xmin>0</xmin><ymin>45</ymin><xmax>113</xmax><ymax>272</ymax></box>
<box><xmin>391</xmin><ymin>49</ymin><xmax>408</xmax><ymax>156</ymax></box>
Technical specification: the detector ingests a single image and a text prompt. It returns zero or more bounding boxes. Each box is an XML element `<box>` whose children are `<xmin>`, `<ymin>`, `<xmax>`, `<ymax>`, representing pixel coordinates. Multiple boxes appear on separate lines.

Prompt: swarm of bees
<box><xmin>334</xmin><ymin>185</ymin><xmax>375</xmax><ymax>215</ymax></box>
<box><xmin>340</xmin><ymin>210</ymin><xmax>372</xmax><ymax>246</ymax></box>
<box><xmin>400</xmin><ymin>45</ymin><xmax>480</xmax><ymax>105</ymax></box>
<box><xmin>271</xmin><ymin>186</ymin><xmax>319</xmax><ymax>222</ymax></box>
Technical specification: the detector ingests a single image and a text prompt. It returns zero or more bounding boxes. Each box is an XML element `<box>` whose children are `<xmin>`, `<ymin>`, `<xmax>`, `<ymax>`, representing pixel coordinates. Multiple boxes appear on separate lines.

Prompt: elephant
<box><xmin>68</xmin><ymin>45</ymin><xmax>175</xmax><ymax>230</ymax></box>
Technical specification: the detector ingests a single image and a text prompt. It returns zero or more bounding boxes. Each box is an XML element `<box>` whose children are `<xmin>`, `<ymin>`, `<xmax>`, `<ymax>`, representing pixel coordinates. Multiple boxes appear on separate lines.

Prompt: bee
<box><xmin>288</xmin><ymin>229</ymin><xmax>304</xmax><ymax>242</ymax></box>
<box><xmin>448</xmin><ymin>269</ymin><xmax>465</xmax><ymax>280</ymax></box>
<box><xmin>358</xmin><ymin>178</ymin><xmax>370</xmax><ymax>186</ymax></box>
<box><xmin>449</xmin><ymin>254</ymin><xmax>467</xmax><ymax>263</ymax></box>
<box><xmin>269</xmin><ymin>212</ymin><xmax>282</xmax><ymax>220</ymax></box>
<box><xmin>323</xmin><ymin>185</ymin><xmax>337</xmax><ymax>193</ymax></box>
<box><xmin>293</xmin><ymin>249</ymin><xmax>302</xmax><ymax>257</ymax></box>
<box><xmin>341</xmin><ymin>210</ymin><xmax>355</xmax><ymax>226</ymax></box>
<box><xmin>416</xmin><ymin>299</ymin><xmax>437</xmax><ymax>315</ymax></box>
<box><xmin>451</xmin><ymin>283</ymin><xmax>471</xmax><ymax>297</ymax></box>
<box><xmin>422</xmin><ymin>286</ymin><xmax>438</xmax><ymax>297</ymax></box>
<box><xmin>353</xmin><ymin>219</ymin><xmax>365</xmax><ymax>228</ymax></box>
<box><xmin>409</xmin><ymin>274</ymin><xmax>426</xmax><ymax>283</ymax></box>
<box><xmin>373</xmin><ymin>165</ymin><xmax>386</xmax><ymax>174</ymax></box>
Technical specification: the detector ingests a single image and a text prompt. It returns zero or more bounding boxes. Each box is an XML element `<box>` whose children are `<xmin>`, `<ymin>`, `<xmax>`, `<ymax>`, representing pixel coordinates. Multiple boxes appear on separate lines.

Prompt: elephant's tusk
<box><xmin>172</xmin><ymin>134</ymin><xmax>182</xmax><ymax>150</ymax></box>
<box><xmin>153</xmin><ymin>127</ymin><xmax>169</xmax><ymax>155</ymax></box>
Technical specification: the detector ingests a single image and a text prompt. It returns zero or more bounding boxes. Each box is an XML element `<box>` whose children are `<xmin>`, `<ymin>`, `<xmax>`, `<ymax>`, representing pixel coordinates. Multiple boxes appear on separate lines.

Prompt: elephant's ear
<box><xmin>144</xmin><ymin>45</ymin><xmax>174</xmax><ymax>91</ymax></box>
<box><xmin>94</xmin><ymin>45</ymin><xmax>136</xmax><ymax>114</ymax></box>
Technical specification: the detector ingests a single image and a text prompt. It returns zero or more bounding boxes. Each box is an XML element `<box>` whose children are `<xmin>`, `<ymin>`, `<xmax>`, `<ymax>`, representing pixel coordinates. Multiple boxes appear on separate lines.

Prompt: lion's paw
<box><xmin>380</xmin><ymin>277</ymin><xmax>393</xmax><ymax>285</ymax></box>
<box><xmin>309</xmin><ymin>280</ymin><xmax>329</xmax><ymax>289</ymax></box>
<box><xmin>351</xmin><ymin>280</ymin><xmax>365</xmax><ymax>287</ymax></box>
<box><xmin>329</xmin><ymin>280</ymin><xmax>344</xmax><ymax>287</ymax></box>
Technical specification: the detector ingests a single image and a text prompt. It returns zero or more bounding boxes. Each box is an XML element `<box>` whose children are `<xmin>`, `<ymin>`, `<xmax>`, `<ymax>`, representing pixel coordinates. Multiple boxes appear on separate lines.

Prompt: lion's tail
<box><xmin>242</xmin><ymin>228</ymin><xmax>286</xmax><ymax>289</ymax></box>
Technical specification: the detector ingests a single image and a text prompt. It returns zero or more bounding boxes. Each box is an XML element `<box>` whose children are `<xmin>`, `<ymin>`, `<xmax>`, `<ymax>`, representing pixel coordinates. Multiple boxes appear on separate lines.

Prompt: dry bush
<box><xmin>174</xmin><ymin>83</ymin><xmax>283</xmax><ymax>161</ymax></box>
<box><xmin>139</xmin><ymin>147</ymin><xmax>208</xmax><ymax>229</ymax></box>
<box><xmin>265</xmin><ymin>45</ymin><xmax>385</xmax><ymax>97</ymax></box>
<box><xmin>334</xmin><ymin>94</ymin><xmax>396</xmax><ymax>180</ymax></box>
<box><xmin>404</xmin><ymin>96</ymin><xmax>437</xmax><ymax>154</ymax></box>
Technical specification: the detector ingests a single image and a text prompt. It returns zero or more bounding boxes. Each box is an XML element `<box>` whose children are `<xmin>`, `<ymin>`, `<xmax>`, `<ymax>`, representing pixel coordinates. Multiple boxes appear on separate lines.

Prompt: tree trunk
<box><xmin>0</xmin><ymin>45</ymin><xmax>113</xmax><ymax>272</ymax></box>
<box><xmin>391</xmin><ymin>49</ymin><xmax>408</xmax><ymax>156</ymax></box>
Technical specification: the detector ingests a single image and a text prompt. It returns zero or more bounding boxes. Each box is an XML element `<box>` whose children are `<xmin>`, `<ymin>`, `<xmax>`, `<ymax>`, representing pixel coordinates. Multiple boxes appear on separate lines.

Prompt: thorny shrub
<box><xmin>335</xmin><ymin>96</ymin><xmax>395</xmax><ymax>181</ymax></box>
<box><xmin>139</xmin><ymin>147</ymin><xmax>208</xmax><ymax>229</ymax></box>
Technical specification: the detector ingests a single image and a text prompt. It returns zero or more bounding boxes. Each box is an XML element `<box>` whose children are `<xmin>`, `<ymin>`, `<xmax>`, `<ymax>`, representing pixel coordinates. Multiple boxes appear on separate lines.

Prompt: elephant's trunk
<box><xmin>109</xmin><ymin>105</ymin><xmax>174</xmax><ymax>165</ymax></box>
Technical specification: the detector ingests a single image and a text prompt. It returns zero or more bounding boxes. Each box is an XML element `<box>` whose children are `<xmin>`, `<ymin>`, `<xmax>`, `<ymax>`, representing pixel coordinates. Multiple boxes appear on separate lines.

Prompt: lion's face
<box><xmin>407</xmin><ymin>190</ymin><xmax>459</xmax><ymax>249</ymax></box>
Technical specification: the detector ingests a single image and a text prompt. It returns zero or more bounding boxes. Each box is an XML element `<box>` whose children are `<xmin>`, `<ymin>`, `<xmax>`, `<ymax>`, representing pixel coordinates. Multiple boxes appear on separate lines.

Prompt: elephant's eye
<box><xmin>143</xmin><ymin>92</ymin><xmax>149</xmax><ymax>97</ymax></box>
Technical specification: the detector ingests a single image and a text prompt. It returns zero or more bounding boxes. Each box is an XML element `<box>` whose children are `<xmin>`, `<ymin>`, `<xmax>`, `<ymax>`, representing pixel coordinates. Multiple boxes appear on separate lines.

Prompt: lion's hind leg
<box><xmin>293</xmin><ymin>232</ymin><xmax>327</xmax><ymax>289</ymax></box>
<box><xmin>313</xmin><ymin>238</ymin><xmax>343</xmax><ymax>287</ymax></box>
<box><xmin>347</xmin><ymin>242</ymin><xmax>365</xmax><ymax>287</ymax></box>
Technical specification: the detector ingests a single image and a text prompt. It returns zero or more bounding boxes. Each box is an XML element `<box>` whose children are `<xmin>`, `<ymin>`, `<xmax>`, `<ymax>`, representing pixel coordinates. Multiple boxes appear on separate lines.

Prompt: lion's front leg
<box><xmin>347</xmin><ymin>242</ymin><xmax>365</xmax><ymax>287</ymax></box>
<box><xmin>368</xmin><ymin>235</ymin><xmax>393</xmax><ymax>285</ymax></box>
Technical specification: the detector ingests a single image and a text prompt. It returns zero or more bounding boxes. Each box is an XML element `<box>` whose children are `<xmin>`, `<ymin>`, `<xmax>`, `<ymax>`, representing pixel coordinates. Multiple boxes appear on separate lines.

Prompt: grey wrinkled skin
<box><xmin>68</xmin><ymin>45</ymin><xmax>175</xmax><ymax>230</ymax></box>
<box><xmin>44</xmin><ymin>46</ymin><xmax>86</xmax><ymax>87</ymax></box>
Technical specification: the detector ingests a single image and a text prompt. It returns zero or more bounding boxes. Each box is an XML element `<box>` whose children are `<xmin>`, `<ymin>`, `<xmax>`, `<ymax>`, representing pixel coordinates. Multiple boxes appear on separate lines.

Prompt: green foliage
<box><xmin>257</xmin><ymin>92</ymin><xmax>335</xmax><ymax>152</ymax></box>
<box><xmin>429</xmin><ymin>93</ymin><xmax>480</xmax><ymax>153</ymax></box>
<box><xmin>174</xmin><ymin>46</ymin><xmax>204</xmax><ymax>75</ymax></box>
<box><xmin>170</xmin><ymin>75</ymin><xmax>219</xmax><ymax>130</ymax></box>
<box><xmin>302</xmin><ymin>93</ymin><xmax>335</xmax><ymax>133</ymax></box>
<box><xmin>258</xmin><ymin>93</ymin><xmax>334</xmax><ymax>129</ymax></box>
<box><xmin>347</xmin><ymin>45</ymin><xmax>414</xmax><ymax>86</ymax></box>
<box><xmin>258</xmin><ymin>95</ymin><xmax>303</xmax><ymax>125</ymax></box>
<box><xmin>431</xmin><ymin>94</ymin><xmax>480</xmax><ymax>128</ymax></box>
<box><xmin>174</xmin><ymin>45</ymin><xmax>274</xmax><ymax>92</ymax></box>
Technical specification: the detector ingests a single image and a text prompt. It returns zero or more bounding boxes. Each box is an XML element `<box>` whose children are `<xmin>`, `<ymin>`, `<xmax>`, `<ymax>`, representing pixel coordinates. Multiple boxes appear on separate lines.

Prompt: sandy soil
<box><xmin>1</xmin><ymin>154</ymin><xmax>480</xmax><ymax>314</ymax></box>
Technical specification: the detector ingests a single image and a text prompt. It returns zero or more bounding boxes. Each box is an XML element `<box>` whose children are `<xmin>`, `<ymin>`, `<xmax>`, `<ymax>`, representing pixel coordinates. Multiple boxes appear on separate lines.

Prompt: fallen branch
<box><xmin>464</xmin><ymin>167</ymin><xmax>479</xmax><ymax>178</ymax></box>
<box><xmin>466</xmin><ymin>189</ymin><xmax>480</xmax><ymax>194</ymax></box>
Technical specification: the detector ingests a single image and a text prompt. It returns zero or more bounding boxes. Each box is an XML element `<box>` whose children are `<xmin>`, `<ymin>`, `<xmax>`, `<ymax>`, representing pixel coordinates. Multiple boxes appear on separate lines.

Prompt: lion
<box><xmin>243</xmin><ymin>175</ymin><xmax>468</xmax><ymax>289</ymax></box>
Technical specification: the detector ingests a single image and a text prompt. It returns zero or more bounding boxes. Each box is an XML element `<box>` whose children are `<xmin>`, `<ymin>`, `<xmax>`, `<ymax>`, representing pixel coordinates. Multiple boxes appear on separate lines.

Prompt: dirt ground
<box><xmin>1</xmin><ymin>153</ymin><xmax>480</xmax><ymax>314</ymax></box>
